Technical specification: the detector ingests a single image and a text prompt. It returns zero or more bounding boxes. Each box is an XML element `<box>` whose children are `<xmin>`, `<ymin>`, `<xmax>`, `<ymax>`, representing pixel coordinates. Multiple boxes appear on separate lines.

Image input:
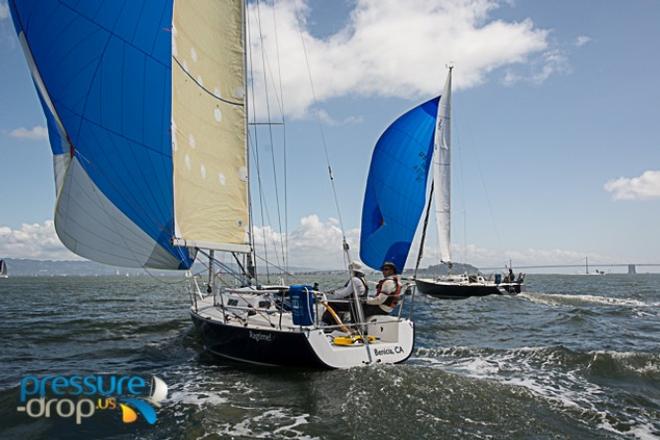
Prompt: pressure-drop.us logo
<box><xmin>16</xmin><ymin>374</ymin><xmax>168</xmax><ymax>425</ymax></box>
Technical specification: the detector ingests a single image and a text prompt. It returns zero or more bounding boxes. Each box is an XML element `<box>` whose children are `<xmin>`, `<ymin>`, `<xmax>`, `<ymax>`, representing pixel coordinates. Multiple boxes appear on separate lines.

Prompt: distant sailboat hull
<box><xmin>415</xmin><ymin>278</ymin><xmax>522</xmax><ymax>299</ymax></box>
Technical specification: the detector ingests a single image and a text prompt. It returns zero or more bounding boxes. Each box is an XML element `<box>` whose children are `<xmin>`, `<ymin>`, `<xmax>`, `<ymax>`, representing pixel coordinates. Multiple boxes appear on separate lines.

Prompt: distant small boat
<box><xmin>580</xmin><ymin>257</ymin><xmax>605</xmax><ymax>275</ymax></box>
<box><xmin>0</xmin><ymin>259</ymin><xmax>8</xmax><ymax>279</ymax></box>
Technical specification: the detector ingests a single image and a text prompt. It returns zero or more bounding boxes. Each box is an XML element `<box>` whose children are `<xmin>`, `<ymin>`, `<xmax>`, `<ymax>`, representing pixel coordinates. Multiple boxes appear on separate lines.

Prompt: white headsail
<box><xmin>433</xmin><ymin>67</ymin><xmax>452</xmax><ymax>264</ymax></box>
<box><xmin>171</xmin><ymin>0</ymin><xmax>251</xmax><ymax>254</ymax></box>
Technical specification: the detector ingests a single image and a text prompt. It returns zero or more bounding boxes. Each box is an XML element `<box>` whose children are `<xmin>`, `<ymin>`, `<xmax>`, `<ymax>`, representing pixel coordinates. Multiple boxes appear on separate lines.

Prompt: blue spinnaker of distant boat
<box><xmin>9</xmin><ymin>1</ymin><xmax>250</xmax><ymax>269</ymax></box>
<box><xmin>360</xmin><ymin>97</ymin><xmax>439</xmax><ymax>272</ymax></box>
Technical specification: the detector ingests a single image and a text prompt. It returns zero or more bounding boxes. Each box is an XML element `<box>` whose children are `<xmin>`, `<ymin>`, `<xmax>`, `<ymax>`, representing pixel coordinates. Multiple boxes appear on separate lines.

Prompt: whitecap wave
<box><xmin>413</xmin><ymin>346</ymin><xmax>659</xmax><ymax>439</ymax></box>
<box><xmin>217</xmin><ymin>409</ymin><xmax>317</xmax><ymax>440</ymax></box>
<box><xmin>520</xmin><ymin>292</ymin><xmax>658</xmax><ymax>308</ymax></box>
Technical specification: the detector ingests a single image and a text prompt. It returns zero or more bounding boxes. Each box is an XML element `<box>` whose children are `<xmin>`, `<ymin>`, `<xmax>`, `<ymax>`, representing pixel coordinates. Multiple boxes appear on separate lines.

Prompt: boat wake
<box><xmin>519</xmin><ymin>292</ymin><xmax>659</xmax><ymax>308</ymax></box>
<box><xmin>160</xmin><ymin>365</ymin><xmax>317</xmax><ymax>440</ymax></box>
<box><xmin>413</xmin><ymin>346</ymin><xmax>660</xmax><ymax>439</ymax></box>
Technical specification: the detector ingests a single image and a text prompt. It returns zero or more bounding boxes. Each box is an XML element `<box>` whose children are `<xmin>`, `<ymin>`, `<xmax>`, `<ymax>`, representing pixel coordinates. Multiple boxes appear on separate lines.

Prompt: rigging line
<box><xmin>252</xmin><ymin>253</ymin><xmax>306</xmax><ymax>284</ymax></box>
<box><xmin>295</xmin><ymin>15</ymin><xmax>350</xmax><ymax>265</ymax></box>
<box><xmin>249</xmin><ymin>4</ymin><xmax>285</xmax><ymax>118</ymax></box>
<box><xmin>456</xmin><ymin>115</ymin><xmax>503</xmax><ymax>256</ymax></box>
<box><xmin>256</xmin><ymin>0</ymin><xmax>286</xmax><ymax>274</ymax></box>
<box><xmin>250</xmin><ymin>133</ymin><xmax>284</xmax><ymax>274</ymax></box>
<box><xmin>198</xmin><ymin>249</ymin><xmax>245</xmax><ymax>284</ymax></box>
<box><xmin>245</xmin><ymin>1</ymin><xmax>289</xmax><ymax>273</ymax></box>
<box><xmin>246</xmin><ymin>9</ymin><xmax>275</xmax><ymax>282</ymax></box>
<box><xmin>414</xmin><ymin>181</ymin><xmax>435</xmax><ymax>278</ymax></box>
<box><xmin>294</xmin><ymin>12</ymin><xmax>362</xmax><ymax>348</ymax></box>
<box><xmin>272</xmin><ymin>0</ymin><xmax>289</xmax><ymax>275</ymax></box>
<box><xmin>454</xmin><ymin>100</ymin><xmax>468</xmax><ymax>263</ymax></box>
<box><xmin>246</xmin><ymin>8</ymin><xmax>269</xmax><ymax>282</ymax></box>
<box><xmin>143</xmin><ymin>269</ymin><xmax>207</xmax><ymax>285</ymax></box>
<box><xmin>242</xmin><ymin>0</ymin><xmax>258</xmax><ymax>285</ymax></box>
<box><xmin>247</xmin><ymin>124</ymin><xmax>272</xmax><ymax>283</ymax></box>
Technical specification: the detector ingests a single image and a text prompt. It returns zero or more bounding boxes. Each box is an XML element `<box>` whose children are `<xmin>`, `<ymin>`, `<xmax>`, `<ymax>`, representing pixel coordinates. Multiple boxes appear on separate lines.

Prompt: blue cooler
<box><xmin>494</xmin><ymin>274</ymin><xmax>502</xmax><ymax>284</ymax></box>
<box><xmin>289</xmin><ymin>284</ymin><xmax>315</xmax><ymax>326</ymax></box>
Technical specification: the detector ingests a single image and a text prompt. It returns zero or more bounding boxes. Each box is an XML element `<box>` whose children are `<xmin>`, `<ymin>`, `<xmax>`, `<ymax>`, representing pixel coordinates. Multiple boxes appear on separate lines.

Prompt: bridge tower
<box><xmin>627</xmin><ymin>264</ymin><xmax>637</xmax><ymax>275</ymax></box>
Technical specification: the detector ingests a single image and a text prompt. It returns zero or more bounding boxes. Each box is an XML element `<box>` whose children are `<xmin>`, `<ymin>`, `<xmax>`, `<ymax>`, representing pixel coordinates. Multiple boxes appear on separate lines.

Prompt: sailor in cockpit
<box><xmin>321</xmin><ymin>261</ymin><xmax>368</xmax><ymax>325</ymax></box>
<box><xmin>362</xmin><ymin>261</ymin><xmax>402</xmax><ymax>317</ymax></box>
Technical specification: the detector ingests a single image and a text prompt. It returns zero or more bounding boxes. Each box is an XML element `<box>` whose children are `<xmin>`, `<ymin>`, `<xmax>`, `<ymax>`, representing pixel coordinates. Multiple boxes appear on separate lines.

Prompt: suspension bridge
<box><xmin>480</xmin><ymin>263</ymin><xmax>660</xmax><ymax>274</ymax></box>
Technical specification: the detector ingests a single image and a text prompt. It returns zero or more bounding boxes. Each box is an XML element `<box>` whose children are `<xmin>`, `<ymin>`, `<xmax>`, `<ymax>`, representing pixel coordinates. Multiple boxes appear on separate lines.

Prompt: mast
<box><xmin>242</xmin><ymin>0</ymin><xmax>256</xmax><ymax>282</ymax></box>
<box><xmin>434</xmin><ymin>66</ymin><xmax>453</xmax><ymax>266</ymax></box>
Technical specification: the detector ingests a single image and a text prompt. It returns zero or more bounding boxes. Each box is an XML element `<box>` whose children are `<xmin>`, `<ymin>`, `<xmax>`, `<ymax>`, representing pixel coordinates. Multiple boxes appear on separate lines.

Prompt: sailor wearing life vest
<box><xmin>363</xmin><ymin>261</ymin><xmax>402</xmax><ymax>316</ymax></box>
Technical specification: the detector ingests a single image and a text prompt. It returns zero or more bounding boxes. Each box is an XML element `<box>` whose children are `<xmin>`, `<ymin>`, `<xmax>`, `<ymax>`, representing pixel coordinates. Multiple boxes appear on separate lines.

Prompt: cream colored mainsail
<box><xmin>171</xmin><ymin>0</ymin><xmax>250</xmax><ymax>253</ymax></box>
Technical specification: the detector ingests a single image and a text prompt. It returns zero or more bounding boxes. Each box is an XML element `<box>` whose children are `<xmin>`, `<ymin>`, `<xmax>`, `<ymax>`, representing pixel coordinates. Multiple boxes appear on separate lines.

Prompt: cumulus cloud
<box><xmin>9</xmin><ymin>125</ymin><xmax>48</xmax><ymax>140</ymax></box>
<box><xmin>503</xmin><ymin>48</ymin><xmax>570</xmax><ymax>85</ymax></box>
<box><xmin>604</xmin><ymin>170</ymin><xmax>660</xmax><ymax>200</ymax></box>
<box><xmin>314</xmin><ymin>109</ymin><xmax>363</xmax><ymax>126</ymax></box>
<box><xmin>0</xmin><ymin>220</ymin><xmax>80</xmax><ymax>260</ymax></box>
<box><xmin>251</xmin><ymin>213</ymin><xmax>610</xmax><ymax>271</ymax></box>
<box><xmin>243</xmin><ymin>0</ymin><xmax>552</xmax><ymax>118</ymax></box>
<box><xmin>575</xmin><ymin>35</ymin><xmax>591</xmax><ymax>47</ymax></box>
<box><xmin>253</xmin><ymin>214</ymin><xmax>359</xmax><ymax>270</ymax></box>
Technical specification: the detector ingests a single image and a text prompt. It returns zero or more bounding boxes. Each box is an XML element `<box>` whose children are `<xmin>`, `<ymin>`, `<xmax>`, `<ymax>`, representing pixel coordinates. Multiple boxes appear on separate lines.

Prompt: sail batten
<box><xmin>434</xmin><ymin>67</ymin><xmax>452</xmax><ymax>263</ymax></box>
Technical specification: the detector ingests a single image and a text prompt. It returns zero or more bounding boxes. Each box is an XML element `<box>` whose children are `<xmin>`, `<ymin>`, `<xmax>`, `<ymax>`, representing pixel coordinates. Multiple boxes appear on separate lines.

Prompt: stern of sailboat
<box><xmin>187</xmin><ymin>280</ymin><xmax>415</xmax><ymax>369</ymax></box>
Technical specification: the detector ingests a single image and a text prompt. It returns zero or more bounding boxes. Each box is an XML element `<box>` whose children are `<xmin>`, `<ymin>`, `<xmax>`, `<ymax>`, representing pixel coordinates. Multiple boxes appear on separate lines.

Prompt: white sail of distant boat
<box><xmin>0</xmin><ymin>260</ymin><xmax>7</xmax><ymax>279</ymax></box>
<box><xmin>433</xmin><ymin>67</ymin><xmax>452</xmax><ymax>264</ymax></box>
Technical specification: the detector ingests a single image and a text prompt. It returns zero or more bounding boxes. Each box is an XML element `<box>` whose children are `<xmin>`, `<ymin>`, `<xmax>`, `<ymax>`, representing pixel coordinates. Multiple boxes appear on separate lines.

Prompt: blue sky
<box><xmin>1</xmin><ymin>0</ymin><xmax>659</xmax><ymax>271</ymax></box>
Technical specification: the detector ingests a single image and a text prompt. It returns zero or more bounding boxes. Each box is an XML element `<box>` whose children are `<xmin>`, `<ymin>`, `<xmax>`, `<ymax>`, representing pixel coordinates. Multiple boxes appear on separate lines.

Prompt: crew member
<box><xmin>363</xmin><ymin>261</ymin><xmax>401</xmax><ymax>317</ymax></box>
<box><xmin>322</xmin><ymin>261</ymin><xmax>368</xmax><ymax>325</ymax></box>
